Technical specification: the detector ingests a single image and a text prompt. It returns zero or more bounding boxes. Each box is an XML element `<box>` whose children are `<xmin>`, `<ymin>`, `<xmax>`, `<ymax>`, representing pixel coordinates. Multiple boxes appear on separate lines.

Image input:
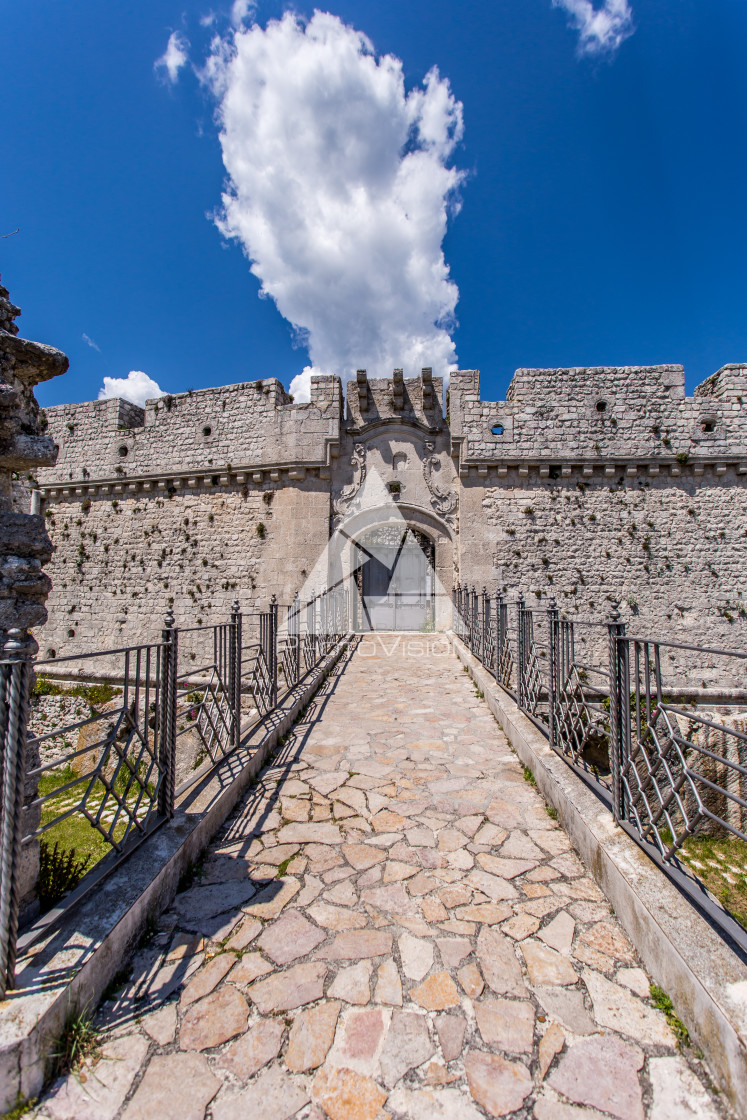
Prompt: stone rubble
<box><xmin>31</xmin><ymin>636</ymin><xmax>732</xmax><ymax>1120</ymax></box>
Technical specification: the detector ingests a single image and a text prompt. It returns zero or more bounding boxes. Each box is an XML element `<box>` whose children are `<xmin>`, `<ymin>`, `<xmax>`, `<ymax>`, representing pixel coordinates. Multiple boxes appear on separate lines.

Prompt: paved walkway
<box><xmin>35</xmin><ymin>635</ymin><xmax>728</xmax><ymax>1120</ymax></box>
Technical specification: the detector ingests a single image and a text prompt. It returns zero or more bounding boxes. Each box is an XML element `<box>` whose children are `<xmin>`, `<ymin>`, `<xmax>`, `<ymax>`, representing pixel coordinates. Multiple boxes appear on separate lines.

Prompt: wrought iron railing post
<box><xmin>547</xmin><ymin>598</ymin><xmax>559</xmax><ymax>751</ymax></box>
<box><xmin>270</xmin><ymin>595</ymin><xmax>279</xmax><ymax>707</ymax></box>
<box><xmin>494</xmin><ymin>592</ymin><xmax>501</xmax><ymax>681</ymax></box>
<box><xmin>0</xmin><ymin>628</ymin><xmax>36</xmax><ymax>996</ymax></box>
<box><xmin>158</xmin><ymin>609</ymin><xmax>178</xmax><ymax>821</ymax></box>
<box><xmin>290</xmin><ymin>592</ymin><xmax>300</xmax><ymax>685</ymax></box>
<box><xmin>517</xmin><ymin>593</ymin><xmax>526</xmax><ymax>710</ymax></box>
<box><xmin>481</xmin><ymin>587</ymin><xmax>488</xmax><ymax>666</ymax></box>
<box><xmin>607</xmin><ymin>606</ymin><xmax>627</xmax><ymax>823</ymax></box>
<box><xmin>230</xmin><ymin>599</ymin><xmax>242</xmax><ymax>752</ymax></box>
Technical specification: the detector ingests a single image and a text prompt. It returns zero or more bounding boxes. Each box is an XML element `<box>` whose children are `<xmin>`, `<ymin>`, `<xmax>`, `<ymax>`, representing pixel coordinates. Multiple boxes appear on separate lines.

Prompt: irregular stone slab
<box><xmin>410</xmin><ymin>971</ymin><xmax>460</xmax><ymax>1011</ymax></box>
<box><xmin>276</xmin><ymin>822</ymin><xmax>342</xmax><ymax>844</ymax></box>
<box><xmin>327</xmin><ymin>1007</ymin><xmax>391</xmax><ymax>1076</ymax></box>
<box><xmin>464</xmin><ymin>1051</ymin><xmax>533</xmax><ymax>1117</ymax></box>
<box><xmin>212</xmin><ymin>1067</ymin><xmax>310</xmax><ymax>1120</ymax></box>
<box><xmin>616</xmin><ymin>966</ymin><xmax>650</xmax><ymax>999</ymax></box>
<box><xmin>318</xmin><ymin>929</ymin><xmax>393</xmax><ymax>960</ymax></box>
<box><xmin>280</xmin><ymin>796</ymin><xmax>310</xmax><ymax>822</ymax></box>
<box><xmin>45</xmin><ymin>1033</ymin><xmax>149</xmax><ymax>1120</ymax></box>
<box><xmin>477</xmin><ymin>927</ymin><xmax>527</xmax><ymax>998</ymax></box>
<box><xmin>522</xmin><ymin>940</ymin><xmax>577</xmax><ymax>986</ymax></box>
<box><xmin>387</xmin><ymin>1086</ymin><xmax>483</xmax><ymax>1120</ymax></box>
<box><xmin>502</xmin><ymin>913</ymin><xmax>540</xmax><ymax>941</ymax></box>
<box><xmin>457</xmin><ymin>902</ymin><xmax>512</xmax><ymax>924</ymax></box>
<box><xmin>312</xmin><ymin>1066</ymin><xmax>387</xmax><ymax>1120</ymax></box>
<box><xmin>383</xmin><ymin>859</ymin><xmax>419</xmax><ymax>883</ymax></box>
<box><xmin>286</xmin><ymin>1000</ymin><xmax>341</xmax><ymax>1071</ymax></box>
<box><xmin>579</xmin><ymin>920</ymin><xmax>635</xmax><ymax>963</ymax></box>
<box><xmin>499</xmin><ymin>831</ymin><xmax>545</xmax><ymax>860</ymax></box>
<box><xmin>649</xmin><ymin>1055</ymin><xmax>722</xmax><ymax>1120</ymax></box>
<box><xmin>435</xmin><ymin>1012</ymin><xmax>466</xmax><ymax>1062</ymax></box>
<box><xmin>121</xmin><ymin>1052</ymin><xmax>220</xmax><ymax>1120</ymax></box>
<box><xmin>227</xmin><ymin>950</ymin><xmax>274</xmax><ymax>986</ymax></box>
<box><xmin>361</xmin><ymin>882</ymin><xmax>413</xmax><ymax>913</ymax></box>
<box><xmin>329</xmin><ymin>960</ymin><xmax>373</xmax><ymax>1004</ymax></box>
<box><xmin>437</xmin><ymin>828</ymin><xmax>469</xmax><ymax>852</ymax></box>
<box><xmin>180</xmin><ymin>984</ymin><xmax>249</xmax><ymax>1051</ymax></box>
<box><xmin>538</xmin><ymin>1022</ymin><xmax>565</xmax><ymax>1080</ymax></box>
<box><xmin>467</xmin><ymin>870</ymin><xmax>518</xmax><ymax>901</ymax></box>
<box><xmin>226</xmin><ymin>916</ymin><xmax>262</xmax><ymax>952</ymax></box>
<box><xmin>477</xmin><ymin>854</ymin><xmax>537</xmax><ymax>879</ymax></box>
<box><xmin>258</xmin><ymin>908</ymin><xmax>326</xmax><ymax>964</ymax></box>
<box><xmin>371</xmin><ymin>809</ymin><xmax>408</xmax><ymax>832</ymax></box>
<box><xmin>533</xmin><ymin>1087</ymin><xmax>609</xmax><ymax>1118</ymax></box>
<box><xmin>243</xmin><ymin>876</ymin><xmax>300</xmax><ymax>919</ymax></box>
<box><xmin>422</xmin><ymin>896</ymin><xmax>450</xmax><ymax>922</ymax></box>
<box><xmin>474</xmin><ymin>999</ymin><xmax>535</xmax><ymax>1054</ymax></box>
<box><xmin>550</xmin><ymin>1035</ymin><xmax>644</xmax><ymax>1120</ymax></box>
<box><xmin>141</xmin><ymin>1002</ymin><xmax>178</xmax><ymax>1046</ymax></box>
<box><xmin>248</xmin><ymin>961</ymin><xmax>327</xmax><ymax>1013</ymax></box>
<box><xmin>457</xmin><ymin>962</ymin><xmax>484</xmax><ymax>999</ymax></box>
<box><xmin>379</xmin><ymin>1010</ymin><xmax>435</xmax><ymax>1088</ymax></box>
<box><xmin>435</xmin><ymin>937</ymin><xmax>472</xmax><ymax>969</ymax></box>
<box><xmin>214</xmin><ymin>1018</ymin><xmax>284</xmax><ymax>1079</ymax></box>
<box><xmin>535</xmin><ymin>985</ymin><xmax>596</xmax><ymax>1035</ymax></box>
<box><xmin>325</xmin><ymin>878</ymin><xmax>359</xmax><ymax>905</ymax></box>
<box><xmin>173</xmin><ymin>881</ymin><xmax>256</xmax><ymax>927</ymax></box>
<box><xmin>308</xmin><ymin>902</ymin><xmax>368</xmax><ymax>930</ymax></box>
<box><xmin>538</xmin><ymin>912</ymin><xmax>575</xmax><ymax>955</ymax></box>
<box><xmin>399</xmin><ymin>932</ymin><xmax>434</xmax><ymax>981</ymax></box>
<box><xmin>375</xmin><ymin>958</ymin><xmax>403</xmax><ymax>1006</ymax></box>
<box><xmin>342</xmin><ymin>842</ymin><xmax>385</xmax><ymax>870</ymax></box>
<box><xmin>486</xmin><ymin>797</ymin><xmax>526</xmax><ymax>830</ymax></box>
<box><xmin>181</xmin><ymin>952</ymin><xmax>237</xmax><ymax>1006</ymax></box>
<box><xmin>253</xmin><ymin>843</ymin><xmax>301</xmax><ymax>866</ymax></box>
<box><xmin>437</xmin><ymin>884</ymin><xmax>472</xmax><ymax>908</ymax></box>
<box><xmin>583</xmin><ymin>969</ymin><xmax>674</xmax><ymax>1045</ymax></box>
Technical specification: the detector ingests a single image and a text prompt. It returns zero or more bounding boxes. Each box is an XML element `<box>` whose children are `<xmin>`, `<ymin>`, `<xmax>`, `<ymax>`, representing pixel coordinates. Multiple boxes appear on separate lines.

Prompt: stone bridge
<box><xmin>32</xmin><ymin>637</ymin><xmax>727</xmax><ymax>1120</ymax></box>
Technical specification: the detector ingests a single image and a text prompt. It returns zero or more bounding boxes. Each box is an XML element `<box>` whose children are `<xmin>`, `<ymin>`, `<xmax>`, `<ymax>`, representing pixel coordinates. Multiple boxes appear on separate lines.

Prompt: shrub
<box><xmin>37</xmin><ymin>841</ymin><xmax>91</xmax><ymax>911</ymax></box>
<box><xmin>257</xmin><ymin>522</ymin><xmax>266</xmax><ymax>539</ymax></box>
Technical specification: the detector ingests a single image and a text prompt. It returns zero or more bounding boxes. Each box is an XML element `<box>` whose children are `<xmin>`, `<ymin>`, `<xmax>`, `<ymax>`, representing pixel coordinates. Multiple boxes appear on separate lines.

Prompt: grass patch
<box><xmin>1</xmin><ymin>1097</ymin><xmax>36</xmax><ymax>1120</ymax></box>
<box><xmin>650</xmin><ymin>984</ymin><xmax>690</xmax><ymax>1046</ymax></box>
<box><xmin>33</xmin><ymin>676</ymin><xmax>120</xmax><ymax>708</ymax></box>
<box><xmin>36</xmin><ymin>763</ymin><xmax>132</xmax><ymax>883</ymax></box>
<box><xmin>523</xmin><ymin>766</ymin><xmax>536</xmax><ymax>787</ymax></box>
<box><xmin>546</xmin><ymin>805</ymin><xmax>558</xmax><ymax>820</ymax></box>
<box><xmin>676</xmin><ymin>832</ymin><xmax>747</xmax><ymax>931</ymax></box>
<box><xmin>51</xmin><ymin>1007</ymin><xmax>100</xmax><ymax>1079</ymax></box>
<box><xmin>37</xmin><ymin>841</ymin><xmax>91</xmax><ymax>910</ymax></box>
<box><xmin>275</xmin><ymin>857</ymin><xmax>292</xmax><ymax>878</ymax></box>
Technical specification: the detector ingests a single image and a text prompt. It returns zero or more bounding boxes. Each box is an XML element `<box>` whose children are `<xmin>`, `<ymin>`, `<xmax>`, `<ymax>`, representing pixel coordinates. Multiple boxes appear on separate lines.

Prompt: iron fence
<box><xmin>0</xmin><ymin>590</ymin><xmax>350</xmax><ymax>995</ymax></box>
<box><xmin>452</xmin><ymin>583</ymin><xmax>747</xmax><ymax>954</ymax></box>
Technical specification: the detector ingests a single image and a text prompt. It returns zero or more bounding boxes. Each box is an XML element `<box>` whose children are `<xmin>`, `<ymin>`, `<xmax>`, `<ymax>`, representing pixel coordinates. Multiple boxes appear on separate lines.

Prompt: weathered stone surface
<box><xmin>522</xmin><ymin>940</ymin><xmax>577</xmax><ymax>986</ymax></box>
<box><xmin>327</xmin><ymin>1007</ymin><xmax>390</xmax><ymax>1075</ymax></box>
<box><xmin>342</xmin><ymin>842</ymin><xmax>385</xmax><ymax>870</ymax></box>
<box><xmin>477</xmin><ymin>927</ymin><xmax>527</xmax><ymax>997</ymax></box>
<box><xmin>502</xmin><ymin>913</ymin><xmax>540</xmax><ymax>941</ymax></box>
<box><xmin>329</xmin><ymin>960</ymin><xmax>373</xmax><ymax>1004</ymax></box>
<box><xmin>399</xmin><ymin>932</ymin><xmax>434</xmax><ymax>981</ymax></box>
<box><xmin>226</xmin><ymin>916</ymin><xmax>262</xmax><ymax>952</ymax></box>
<box><xmin>474</xmin><ymin>998</ymin><xmax>535</xmax><ymax>1053</ymax></box>
<box><xmin>121</xmin><ymin>1052</ymin><xmax>220</xmax><ymax>1120</ymax></box>
<box><xmin>361</xmin><ymin>882</ymin><xmax>413</xmax><ymax>913</ymax></box>
<box><xmin>579</xmin><ymin>921</ymin><xmax>635</xmax><ymax>962</ymax></box>
<box><xmin>214</xmin><ymin>1017</ymin><xmax>284</xmax><ymax>1079</ymax></box>
<box><xmin>379</xmin><ymin>1010</ymin><xmax>435</xmax><ymax>1088</ymax></box>
<box><xmin>435</xmin><ymin>937</ymin><xmax>472</xmax><ymax>968</ymax></box>
<box><xmin>258</xmin><ymin>908</ymin><xmax>326</xmax><ymax>964</ymax></box>
<box><xmin>227</xmin><ymin>950</ymin><xmax>274</xmax><ymax>986</ymax></box>
<box><xmin>649</xmin><ymin>1056</ymin><xmax>722</xmax><ymax>1120</ymax></box>
<box><xmin>550</xmin><ymin>1035</ymin><xmax>644</xmax><ymax>1120</ymax></box>
<box><xmin>477</xmin><ymin>854</ymin><xmax>537</xmax><ymax>879</ymax></box>
<box><xmin>180</xmin><ymin>984</ymin><xmax>249</xmax><ymax>1051</ymax></box>
<box><xmin>435</xmin><ymin>1012</ymin><xmax>466</xmax><ymax>1062</ymax></box>
<box><xmin>538</xmin><ymin>1022</ymin><xmax>565</xmax><ymax>1079</ymax></box>
<box><xmin>409</xmin><ymin>971</ymin><xmax>460</xmax><ymax>1010</ymax></box>
<box><xmin>45</xmin><ymin>1033</ymin><xmax>149</xmax><ymax>1120</ymax></box>
<box><xmin>312</xmin><ymin>1066</ymin><xmax>387</xmax><ymax>1120</ymax></box>
<box><xmin>457</xmin><ymin>962</ymin><xmax>484</xmax><ymax>999</ymax></box>
<box><xmin>244</xmin><ymin>876</ymin><xmax>301</xmax><ymax>919</ymax></box>
<box><xmin>583</xmin><ymin>969</ymin><xmax>674</xmax><ymax>1046</ymax></box>
<box><xmin>538</xmin><ymin>912</ymin><xmax>575</xmax><ymax>955</ymax></box>
<box><xmin>173</xmin><ymin>881</ymin><xmax>256</xmax><ymax>927</ymax></box>
<box><xmin>212</xmin><ymin>1067</ymin><xmax>310</xmax><ymax>1120</ymax></box>
<box><xmin>286</xmin><ymin>1001</ymin><xmax>341</xmax><ymax>1071</ymax></box>
<box><xmin>181</xmin><ymin>952</ymin><xmax>237</xmax><ymax>1006</ymax></box>
<box><xmin>375</xmin><ymin>958</ymin><xmax>403</xmax><ymax>1006</ymax></box>
<box><xmin>318</xmin><ymin>929</ymin><xmax>392</xmax><ymax>960</ymax></box>
<box><xmin>534</xmin><ymin>985</ymin><xmax>596</xmax><ymax>1035</ymax></box>
<box><xmin>141</xmin><ymin>1002</ymin><xmax>178</xmax><ymax>1046</ymax></box>
<box><xmin>277</xmin><ymin>822</ymin><xmax>342</xmax><ymax>844</ymax></box>
<box><xmin>248</xmin><ymin>961</ymin><xmax>327</xmax><ymax>1012</ymax></box>
<box><xmin>467</xmin><ymin>870</ymin><xmax>518</xmax><ymax>901</ymax></box>
<box><xmin>464</xmin><ymin>1051</ymin><xmax>533</xmax><ymax>1117</ymax></box>
<box><xmin>387</xmin><ymin>1086</ymin><xmax>483</xmax><ymax>1120</ymax></box>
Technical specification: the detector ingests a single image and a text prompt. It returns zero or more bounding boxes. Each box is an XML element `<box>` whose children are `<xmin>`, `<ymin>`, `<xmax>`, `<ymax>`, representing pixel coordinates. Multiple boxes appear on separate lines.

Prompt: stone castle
<box><xmin>27</xmin><ymin>355</ymin><xmax>747</xmax><ymax>655</ymax></box>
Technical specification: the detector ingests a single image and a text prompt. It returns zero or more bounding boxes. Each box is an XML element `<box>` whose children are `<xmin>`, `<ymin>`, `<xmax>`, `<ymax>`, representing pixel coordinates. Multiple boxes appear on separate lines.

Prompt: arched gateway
<box><xmin>352</xmin><ymin>525</ymin><xmax>435</xmax><ymax>631</ymax></box>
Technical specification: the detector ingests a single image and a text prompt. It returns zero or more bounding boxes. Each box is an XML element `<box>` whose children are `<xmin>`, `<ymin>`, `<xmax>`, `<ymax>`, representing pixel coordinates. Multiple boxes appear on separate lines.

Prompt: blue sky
<box><xmin>3</xmin><ymin>0</ymin><xmax>747</xmax><ymax>409</ymax></box>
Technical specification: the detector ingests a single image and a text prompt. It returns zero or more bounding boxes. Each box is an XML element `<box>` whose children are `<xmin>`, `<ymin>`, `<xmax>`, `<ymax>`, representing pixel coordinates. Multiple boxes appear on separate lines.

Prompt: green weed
<box><xmin>649</xmin><ymin>984</ymin><xmax>690</xmax><ymax>1046</ymax></box>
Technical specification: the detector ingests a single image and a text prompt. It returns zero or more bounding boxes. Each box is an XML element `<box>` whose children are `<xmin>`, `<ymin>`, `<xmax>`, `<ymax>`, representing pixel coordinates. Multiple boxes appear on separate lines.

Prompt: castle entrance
<box><xmin>353</xmin><ymin>526</ymin><xmax>435</xmax><ymax>631</ymax></box>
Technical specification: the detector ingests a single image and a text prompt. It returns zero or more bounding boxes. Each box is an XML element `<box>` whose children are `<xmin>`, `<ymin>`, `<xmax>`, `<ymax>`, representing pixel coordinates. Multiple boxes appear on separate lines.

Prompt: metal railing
<box><xmin>453</xmin><ymin>583</ymin><xmax>747</xmax><ymax>953</ymax></box>
<box><xmin>0</xmin><ymin>589</ymin><xmax>350</xmax><ymax>995</ymax></box>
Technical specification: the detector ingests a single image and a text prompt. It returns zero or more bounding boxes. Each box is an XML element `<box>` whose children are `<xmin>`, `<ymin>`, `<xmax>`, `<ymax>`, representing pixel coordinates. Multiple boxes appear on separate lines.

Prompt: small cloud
<box><xmin>200</xmin><ymin>11</ymin><xmax>216</xmax><ymax>27</ymax></box>
<box><xmin>82</xmin><ymin>332</ymin><xmax>100</xmax><ymax>352</ymax></box>
<box><xmin>155</xmin><ymin>31</ymin><xmax>190</xmax><ymax>84</ymax></box>
<box><xmin>230</xmin><ymin>0</ymin><xmax>256</xmax><ymax>28</ymax></box>
<box><xmin>289</xmin><ymin>365</ymin><xmax>324</xmax><ymax>404</ymax></box>
<box><xmin>552</xmin><ymin>0</ymin><xmax>634</xmax><ymax>57</ymax></box>
<box><xmin>98</xmin><ymin>371</ymin><xmax>165</xmax><ymax>409</ymax></box>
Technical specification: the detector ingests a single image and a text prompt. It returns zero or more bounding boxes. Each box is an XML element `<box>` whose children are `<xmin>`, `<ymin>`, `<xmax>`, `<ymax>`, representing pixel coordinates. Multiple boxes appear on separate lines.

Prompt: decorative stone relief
<box><xmin>332</xmin><ymin>443</ymin><xmax>366</xmax><ymax>528</ymax></box>
<box><xmin>422</xmin><ymin>441</ymin><xmax>457</xmax><ymax>527</ymax></box>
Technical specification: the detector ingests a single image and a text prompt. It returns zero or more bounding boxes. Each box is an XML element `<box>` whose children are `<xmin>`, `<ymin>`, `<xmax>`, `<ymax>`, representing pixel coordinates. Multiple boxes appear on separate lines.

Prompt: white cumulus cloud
<box><xmin>155</xmin><ymin>31</ymin><xmax>190</xmax><ymax>84</ymax></box>
<box><xmin>203</xmin><ymin>10</ymin><xmax>464</xmax><ymax>400</ymax></box>
<box><xmin>98</xmin><ymin>371</ymin><xmax>165</xmax><ymax>409</ymax></box>
<box><xmin>552</xmin><ymin>0</ymin><xmax>634</xmax><ymax>56</ymax></box>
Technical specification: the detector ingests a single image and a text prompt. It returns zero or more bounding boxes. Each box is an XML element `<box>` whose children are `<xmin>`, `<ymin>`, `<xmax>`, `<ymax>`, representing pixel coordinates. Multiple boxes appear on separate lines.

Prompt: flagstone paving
<box><xmin>33</xmin><ymin>634</ymin><xmax>730</xmax><ymax>1120</ymax></box>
